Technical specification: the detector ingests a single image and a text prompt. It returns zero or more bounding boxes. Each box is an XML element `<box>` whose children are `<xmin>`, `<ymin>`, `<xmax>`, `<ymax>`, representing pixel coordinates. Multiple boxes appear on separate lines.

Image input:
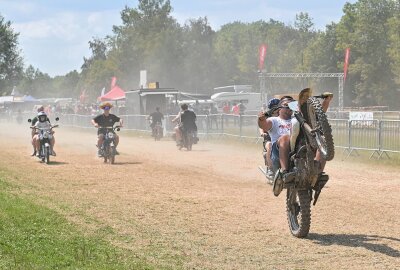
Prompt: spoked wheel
<box><xmin>103</xmin><ymin>147</ymin><xmax>108</xmax><ymax>163</ymax></box>
<box><xmin>305</xmin><ymin>97</ymin><xmax>335</xmax><ymax>161</ymax></box>
<box><xmin>286</xmin><ymin>188</ymin><xmax>311</xmax><ymax>238</ymax></box>
<box><xmin>45</xmin><ymin>146</ymin><xmax>50</xmax><ymax>164</ymax></box>
<box><xmin>109</xmin><ymin>146</ymin><xmax>115</xmax><ymax>164</ymax></box>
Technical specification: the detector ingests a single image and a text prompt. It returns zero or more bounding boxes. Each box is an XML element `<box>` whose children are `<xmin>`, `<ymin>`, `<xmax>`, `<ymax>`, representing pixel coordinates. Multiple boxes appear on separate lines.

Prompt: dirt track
<box><xmin>1</xmin><ymin>121</ymin><xmax>399</xmax><ymax>269</ymax></box>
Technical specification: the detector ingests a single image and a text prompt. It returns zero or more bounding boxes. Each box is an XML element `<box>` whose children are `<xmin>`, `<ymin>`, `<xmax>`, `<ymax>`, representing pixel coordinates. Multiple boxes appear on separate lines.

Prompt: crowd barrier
<box><xmin>52</xmin><ymin>113</ymin><xmax>400</xmax><ymax>159</ymax></box>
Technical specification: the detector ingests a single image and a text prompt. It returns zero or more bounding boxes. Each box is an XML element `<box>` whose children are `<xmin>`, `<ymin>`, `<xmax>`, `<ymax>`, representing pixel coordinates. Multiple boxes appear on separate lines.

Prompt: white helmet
<box><xmin>37</xmin><ymin>111</ymin><xmax>47</xmax><ymax>122</ymax></box>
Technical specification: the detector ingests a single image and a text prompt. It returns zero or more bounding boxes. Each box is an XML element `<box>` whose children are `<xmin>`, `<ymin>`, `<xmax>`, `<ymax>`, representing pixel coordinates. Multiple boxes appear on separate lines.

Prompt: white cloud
<box><xmin>12</xmin><ymin>9</ymin><xmax>121</xmax><ymax>76</ymax></box>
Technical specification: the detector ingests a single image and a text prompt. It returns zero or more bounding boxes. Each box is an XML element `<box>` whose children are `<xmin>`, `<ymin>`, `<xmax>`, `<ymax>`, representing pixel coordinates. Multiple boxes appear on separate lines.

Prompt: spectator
<box><xmin>232</xmin><ymin>103</ymin><xmax>240</xmax><ymax>125</ymax></box>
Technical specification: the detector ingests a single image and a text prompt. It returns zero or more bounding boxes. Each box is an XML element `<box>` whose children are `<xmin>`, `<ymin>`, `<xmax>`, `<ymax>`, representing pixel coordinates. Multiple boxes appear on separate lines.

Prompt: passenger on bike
<box><xmin>259</xmin><ymin>98</ymin><xmax>280</xmax><ymax>177</ymax></box>
<box><xmin>148</xmin><ymin>107</ymin><xmax>164</xmax><ymax>137</ymax></box>
<box><xmin>91</xmin><ymin>102</ymin><xmax>123</xmax><ymax>157</ymax></box>
<box><xmin>32</xmin><ymin>111</ymin><xmax>56</xmax><ymax>156</ymax></box>
<box><xmin>30</xmin><ymin>105</ymin><xmax>49</xmax><ymax>156</ymax></box>
<box><xmin>258</xmin><ymin>93</ymin><xmax>333</xmax><ymax>183</ymax></box>
<box><xmin>172</xmin><ymin>109</ymin><xmax>182</xmax><ymax>145</ymax></box>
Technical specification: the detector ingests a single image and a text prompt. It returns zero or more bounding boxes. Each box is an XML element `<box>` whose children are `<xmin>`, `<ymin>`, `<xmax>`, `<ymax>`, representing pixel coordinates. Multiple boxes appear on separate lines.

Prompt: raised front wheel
<box><xmin>305</xmin><ymin>97</ymin><xmax>335</xmax><ymax>161</ymax></box>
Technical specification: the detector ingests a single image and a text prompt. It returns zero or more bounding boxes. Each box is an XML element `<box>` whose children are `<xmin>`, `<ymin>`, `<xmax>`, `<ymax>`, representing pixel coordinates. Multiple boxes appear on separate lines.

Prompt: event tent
<box><xmin>98</xmin><ymin>85</ymin><xmax>126</xmax><ymax>101</ymax></box>
<box><xmin>22</xmin><ymin>95</ymin><xmax>38</xmax><ymax>102</ymax></box>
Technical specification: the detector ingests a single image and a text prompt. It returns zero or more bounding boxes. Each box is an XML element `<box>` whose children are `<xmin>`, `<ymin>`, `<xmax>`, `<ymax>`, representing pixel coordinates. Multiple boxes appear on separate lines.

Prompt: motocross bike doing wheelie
<box><xmin>98</xmin><ymin>126</ymin><xmax>121</xmax><ymax>164</ymax></box>
<box><xmin>269</xmin><ymin>88</ymin><xmax>334</xmax><ymax>238</ymax></box>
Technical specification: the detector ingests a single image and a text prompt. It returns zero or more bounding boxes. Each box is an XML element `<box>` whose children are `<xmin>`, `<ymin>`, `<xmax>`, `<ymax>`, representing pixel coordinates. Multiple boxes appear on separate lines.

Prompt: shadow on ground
<box><xmin>309</xmin><ymin>233</ymin><xmax>400</xmax><ymax>257</ymax></box>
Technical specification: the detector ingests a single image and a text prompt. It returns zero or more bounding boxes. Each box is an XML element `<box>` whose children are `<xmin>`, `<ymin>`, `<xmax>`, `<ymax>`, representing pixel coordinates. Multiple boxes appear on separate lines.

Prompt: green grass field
<box><xmin>0</xmin><ymin>176</ymin><xmax>155</xmax><ymax>270</ymax></box>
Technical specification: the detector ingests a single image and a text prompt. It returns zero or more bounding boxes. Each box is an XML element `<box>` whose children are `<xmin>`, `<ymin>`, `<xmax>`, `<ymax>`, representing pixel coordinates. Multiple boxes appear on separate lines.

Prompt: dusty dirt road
<box><xmin>1</xmin><ymin>121</ymin><xmax>399</xmax><ymax>269</ymax></box>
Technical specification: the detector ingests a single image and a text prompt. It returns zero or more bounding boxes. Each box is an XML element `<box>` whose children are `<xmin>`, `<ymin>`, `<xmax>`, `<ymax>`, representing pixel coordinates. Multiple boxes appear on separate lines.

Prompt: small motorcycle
<box><xmin>268</xmin><ymin>89</ymin><xmax>334</xmax><ymax>238</ymax></box>
<box><xmin>31</xmin><ymin>125</ymin><xmax>58</xmax><ymax>164</ymax></box>
<box><xmin>152</xmin><ymin>121</ymin><xmax>163</xmax><ymax>141</ymax></box>
<box><xmin>179</xmin><ymin>128</ymin><xmax>195</xmax><ymax>151</ymax></box>
<box><xmin>28</xmin><ymin>117</ymin><xmax>59</xmax><ymax>164</ymax></box>
<box><xmin>98</xmin><ymin>126</ymin><xmax>121</xmax><ymax>164</ymax></box>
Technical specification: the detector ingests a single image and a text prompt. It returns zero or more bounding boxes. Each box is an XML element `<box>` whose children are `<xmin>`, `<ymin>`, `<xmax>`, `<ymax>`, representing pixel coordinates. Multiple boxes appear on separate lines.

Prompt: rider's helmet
<box><xmin>37</xmin><ymin>111</ymin><xmax>47</xmax><ymax>122</ymax></box>
<box><xmin>267</xmin><ymin>98</ymin><xmax>280</xmax><ymax>110</ymax></box>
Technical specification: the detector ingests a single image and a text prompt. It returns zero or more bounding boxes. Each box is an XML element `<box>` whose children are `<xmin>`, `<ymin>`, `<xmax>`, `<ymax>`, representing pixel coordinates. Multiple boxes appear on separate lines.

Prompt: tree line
<box><xmin>0</xmin><ymin>0</ymin><xmax>399</xmax><ymax>108</ymax></box>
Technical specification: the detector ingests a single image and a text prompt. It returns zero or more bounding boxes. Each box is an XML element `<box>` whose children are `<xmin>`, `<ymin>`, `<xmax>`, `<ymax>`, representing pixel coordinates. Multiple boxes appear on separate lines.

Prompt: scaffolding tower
<box><xmin>259</xmin><ymin>72</ymin><xmax>345</xmax><ymax>110</ymax></box>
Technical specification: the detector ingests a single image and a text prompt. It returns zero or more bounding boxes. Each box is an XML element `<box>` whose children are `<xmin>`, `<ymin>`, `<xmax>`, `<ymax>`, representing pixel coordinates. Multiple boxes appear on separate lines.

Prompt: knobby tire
<box><xmin>286</xmin><ymin>188</ymin><xmax>311</xmax><ymax>238</ymax></box>
<box><xmin>306</xmin><ymin>97</ymin><xmax>335</xmax><ymax>161</ymax></box>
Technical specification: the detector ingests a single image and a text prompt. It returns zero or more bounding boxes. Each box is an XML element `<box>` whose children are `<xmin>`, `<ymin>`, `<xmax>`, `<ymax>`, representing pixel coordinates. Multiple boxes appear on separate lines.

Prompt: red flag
<box><xmin>258</xmin><ymin>44</ymin><xmax>267</xmax><ymax>70</ymax></box>
<box><xmin>110</xmin><ymin>77</ymin><xmax>117</xmax><ymax>89</ymax></box>
<box><xmin>343</xmin><ymin>48</ymin><xmax>350</xmax><ymax>82</ymax></box>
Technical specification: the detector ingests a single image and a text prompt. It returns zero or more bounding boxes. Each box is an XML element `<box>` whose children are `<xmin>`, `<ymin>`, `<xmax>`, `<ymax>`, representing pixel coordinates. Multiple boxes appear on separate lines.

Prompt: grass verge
<box><xmin>0</xmin><ymin>177</ymin><xmax>155</xmax><ymax>270</ymax></box>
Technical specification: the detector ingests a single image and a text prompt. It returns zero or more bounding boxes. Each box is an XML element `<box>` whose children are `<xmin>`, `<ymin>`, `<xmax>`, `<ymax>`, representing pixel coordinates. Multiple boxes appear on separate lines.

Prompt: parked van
<box><xmin>211</xmin><ymin>92</ymin><xmax>261</xmax><ymax>112</ymax></box>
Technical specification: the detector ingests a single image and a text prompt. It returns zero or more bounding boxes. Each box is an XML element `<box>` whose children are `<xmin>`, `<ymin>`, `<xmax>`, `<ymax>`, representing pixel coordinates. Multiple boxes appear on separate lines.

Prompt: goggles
<box><xmin>103</xmin><ymin>106</ymin><xmax>111</xmax><ymax>110</ymax></box>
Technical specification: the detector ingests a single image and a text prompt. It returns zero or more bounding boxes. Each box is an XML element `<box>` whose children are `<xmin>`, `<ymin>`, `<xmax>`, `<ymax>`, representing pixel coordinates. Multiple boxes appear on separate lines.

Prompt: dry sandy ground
<box><xmin>0</xmin><ymin>121</ymin><xmax>399</xmax><ymax>269</ymax></box>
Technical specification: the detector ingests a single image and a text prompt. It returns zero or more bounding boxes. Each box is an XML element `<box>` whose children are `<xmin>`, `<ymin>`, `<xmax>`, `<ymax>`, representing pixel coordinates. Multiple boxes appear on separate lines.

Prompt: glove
<box><xmin>321</xmin><ymin>92</ymin><xmax>333</xmax><ymax>98</ymax></box>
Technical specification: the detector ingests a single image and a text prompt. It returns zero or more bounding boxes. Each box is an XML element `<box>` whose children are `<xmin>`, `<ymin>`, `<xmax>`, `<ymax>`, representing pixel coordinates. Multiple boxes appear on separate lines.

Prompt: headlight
<box><xmin>107</xmin><ymin>133</ymin><xmax>114</xmax><ymax>139</ymax></box>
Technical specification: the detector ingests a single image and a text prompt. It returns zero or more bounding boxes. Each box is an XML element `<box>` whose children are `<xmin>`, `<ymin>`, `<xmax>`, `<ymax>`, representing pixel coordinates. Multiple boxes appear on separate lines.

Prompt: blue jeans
<box><xmin>270</xmin><ymin>142</ymin><xmax>280</xmax><ymax>171</ymax></box>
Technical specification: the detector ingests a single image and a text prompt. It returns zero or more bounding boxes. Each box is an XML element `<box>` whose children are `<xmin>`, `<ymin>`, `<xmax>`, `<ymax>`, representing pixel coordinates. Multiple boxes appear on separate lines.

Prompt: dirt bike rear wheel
<box><xmin>305</xmin><ymin>97</ymin><xmax>335</xmax><ymax>161</ymax></box>
<box><xmin>286</xmin><ymin>188</ymin><xmax>311</xmax><ymax>238</ymax></box>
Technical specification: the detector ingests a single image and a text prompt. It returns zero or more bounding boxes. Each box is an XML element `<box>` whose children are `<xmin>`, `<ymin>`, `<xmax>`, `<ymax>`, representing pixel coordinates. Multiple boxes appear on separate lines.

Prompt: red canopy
<box><xmin>99</xmin><ymin>85</ymin><xmax>126</xmax><ymax>101</ymax></box>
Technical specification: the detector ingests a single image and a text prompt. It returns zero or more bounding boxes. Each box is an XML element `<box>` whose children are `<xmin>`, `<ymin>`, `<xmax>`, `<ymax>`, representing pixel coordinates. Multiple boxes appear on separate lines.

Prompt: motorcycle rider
<box><xmin>173</xmin><ymin>103</ymin><xmax>198</xmax><ymax>146</ymax></box>
<box><xmin>148</xmin><ymin>107</ymin><xmax>164</xmax><ymax>137</ymax></box>
<box><xmin>259</xmin><ymin>98</ymin><xmax>280</xmax><ymax>178</ymax></box>
<box><xmin>32</xmin><ymin>111</ymin><xmax>56</xmax><ymax>156</ymax></box>
<box><xmin>258</xmin><ymin>93</ymin><xmax>333</xmax><ymax>183</ymax></box>
<box><xmin>91</xmin><ymin>102</ymin><xmax>123</xmax><ymax>157</ymax></box>
<box><xmin>31</xmin><ymin>106</ymin><xmax>54</xmax><ymax>156</ymax></box>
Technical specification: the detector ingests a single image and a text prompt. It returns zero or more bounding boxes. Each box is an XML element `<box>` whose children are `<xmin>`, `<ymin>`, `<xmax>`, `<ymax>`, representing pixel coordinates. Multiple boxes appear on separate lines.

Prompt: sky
<box><xmin>1</xmin><ymin>0</ymin><xmax>357</xmax><ymax>77</ymax></box>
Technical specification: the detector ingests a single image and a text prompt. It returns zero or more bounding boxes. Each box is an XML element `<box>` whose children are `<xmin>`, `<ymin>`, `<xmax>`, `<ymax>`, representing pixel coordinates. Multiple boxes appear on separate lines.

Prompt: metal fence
<box><xmin>57</xmin><ymin>113</ymin><xmax>400</xmax><ymax>159</ymax></box>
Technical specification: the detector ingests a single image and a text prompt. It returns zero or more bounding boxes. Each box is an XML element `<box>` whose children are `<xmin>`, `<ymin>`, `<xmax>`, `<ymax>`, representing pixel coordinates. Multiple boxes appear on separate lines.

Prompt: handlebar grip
<box><xmin>321</xmin><ymin>92</ymin><xmax>334</xmax><ymax>98</ymax></box>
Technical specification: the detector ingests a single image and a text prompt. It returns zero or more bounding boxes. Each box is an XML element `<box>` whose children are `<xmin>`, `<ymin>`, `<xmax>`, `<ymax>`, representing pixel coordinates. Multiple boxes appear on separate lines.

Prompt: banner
<box><xmin>110</xmin><ymin>76</ymin><xmax>117</xmax><ymax>89</ymax></box>
<box><xmin>258</xmin><ymin>44</ymin><xmax>267</xmax><ymax>70</ymax></box>
<box><xmin>343</xmin><ymin>48</ymin><xmax>350</xmax><ymax>82</ymax></box>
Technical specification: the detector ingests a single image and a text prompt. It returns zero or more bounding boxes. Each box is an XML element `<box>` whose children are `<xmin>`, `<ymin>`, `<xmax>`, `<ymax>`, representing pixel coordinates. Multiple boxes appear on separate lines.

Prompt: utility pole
<box><xmin>259</xmin><ymin>70</ymin><xmax>266</xmax><ymax>105</ymax></box>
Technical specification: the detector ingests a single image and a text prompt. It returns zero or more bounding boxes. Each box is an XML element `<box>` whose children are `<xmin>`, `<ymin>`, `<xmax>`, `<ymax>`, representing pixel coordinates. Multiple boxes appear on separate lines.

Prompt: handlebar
<box><xmin>97</xmin><ymin>126</ymin><xmax>122</xmax><ymax>131</ymax></box>
<box><xmin>313</xmin><ymin>92</ymin><xmax>334</xmax><ymax>99</ymax></box>
<box><xmin>30</xmin><ymin>125</ymin><xmax>58</xmax><ymax>130</ymax></box>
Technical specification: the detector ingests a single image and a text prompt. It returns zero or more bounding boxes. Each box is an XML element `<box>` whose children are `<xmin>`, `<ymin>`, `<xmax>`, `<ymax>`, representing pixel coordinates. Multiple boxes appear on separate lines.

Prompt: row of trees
<box><xmin>1</xmin><ymin>0</ymin><xmax>399</xmax><ymax>108</ymax></box>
